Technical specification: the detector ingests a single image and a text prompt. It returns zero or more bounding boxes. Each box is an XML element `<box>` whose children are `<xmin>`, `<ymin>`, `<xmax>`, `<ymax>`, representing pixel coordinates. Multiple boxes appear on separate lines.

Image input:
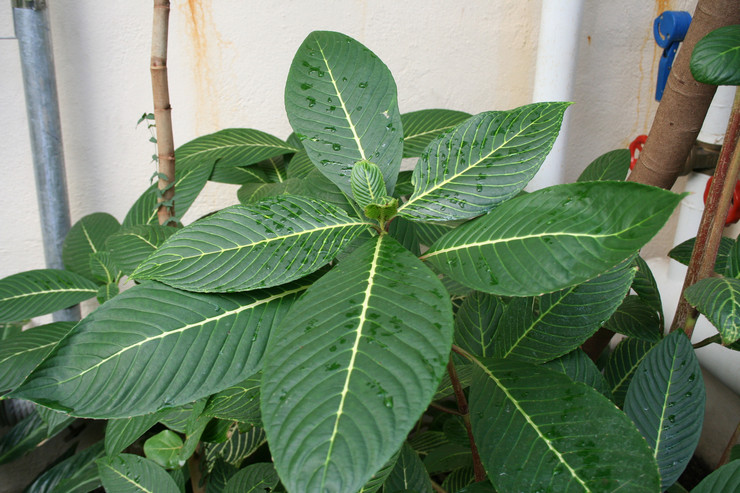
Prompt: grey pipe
<box><xmin>13</xmin><ymin>0</ymin><xmax>79</xmax><ymax>321</ymax></box>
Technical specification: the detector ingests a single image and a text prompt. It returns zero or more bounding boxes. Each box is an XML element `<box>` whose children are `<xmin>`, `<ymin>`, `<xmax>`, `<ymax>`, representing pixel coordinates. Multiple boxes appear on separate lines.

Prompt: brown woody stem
<box><xmin>717</xmin><ymin>419</ymin><xmax>740</xmax><ymax>468</ymax></box>
<box><xmin>447</xmin><ymin>356</ymin><xmax>486</xmax><ymax>482</ymax></box>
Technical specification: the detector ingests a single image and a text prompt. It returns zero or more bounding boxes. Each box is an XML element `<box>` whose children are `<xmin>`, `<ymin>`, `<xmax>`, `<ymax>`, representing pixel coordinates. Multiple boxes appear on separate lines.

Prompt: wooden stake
<box><xmin>151</xmin><ymin>0</ymin><xmax>176</xmax><ymax>225</ymax></box>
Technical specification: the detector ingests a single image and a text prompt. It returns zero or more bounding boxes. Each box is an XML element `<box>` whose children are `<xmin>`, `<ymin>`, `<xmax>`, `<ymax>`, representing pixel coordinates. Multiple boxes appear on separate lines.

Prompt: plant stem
<box><xmin>187</xmin><ymin>443</ymin><xmax>206</xmax><ymax>493</ymax></box>
<box><xmin>447</xmin><ymin>357</ymin><xmax>486</xmax><ymax>482</ymax></box>
<box><xmin>717</xmin><ymin>419</ymin><xmax>740</xmax><ymax>468</ymax></box>
<box><xmin>431</xmin><ymin>480</ymin><xmax>448</xmax><ymax>493</ymax></box>
<box><xmin>151</xmin><ymin>0</ymin><xmax>176</xmax><ymax>225</ymax></box>
<box><xmin>429</xmin><ymin>401</ymin><xmax>463</xmax><ymax>416</ymax></box>
<box><xmin>672</xmin><ymin>91</ymin><xmax>740</xmax><ymax>337</ymax></box>
<box><xmin>692</xmin><ymin>333</ymin><xmax>721</xmax><ymax>349</ymax></box>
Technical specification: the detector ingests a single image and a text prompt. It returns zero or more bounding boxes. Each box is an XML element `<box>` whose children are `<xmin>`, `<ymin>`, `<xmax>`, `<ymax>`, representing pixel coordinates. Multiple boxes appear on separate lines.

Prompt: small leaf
<box><xmin>469</xmin><ymin>358</ymin><xmax>660</xmax><ymax>492</ymax></box>
<box><xmin>605</xmin><ymin>295</ymin><xmax>662</xmax><ymax>342</ymax></box>
<box><xmin>132</xmin><ymin>196</ymin><xmax>370</xmax><ymax>292</ymax></box>
<box><xmin>89</xmin><ymin>252</ymin><xmax>119</xmax><ymax>284</ymax></box>
<box><xmin>97</xmin><ymin>454</ymin><xmax>180</xmax><ymax>493</ymax></box>
<box><xmin>633</xmin><ymin>255</ymin><xmax>664</xmax><ymax>321</ymax></box>
<box><xmin>285</xmin><ymin>31</ymin><xmax>403</xmax><ymax>197</ymax></box>
<box><xmin>423</xmin><ymin>443</ymin><xmax>472</xmax><ymax>475</ymax></box>
<box><xmin>401</xmin><ymin>109</ymin><xmax>471</xmax><ymax>158</ymax></box>
<box><xmin>223</xmin><ymin>463</ymin><xmax>280</xmax><ymax>493</ymax></box>
<box><xmin>398</xmin><ymin>103</ymin><xmax>570</xmax><ymax>221</ymax></box>
<box><xmin>96</xmin><ymin>282</ymin><xmax>120</xmax><ymax>303</ymax></box>
<box><xmin>62</xmin><ymin>212</ymin><xmax>121</xmax><ymax>282</ymax></box>
<box><xmin>351</xmin><ymin>160</ymin><xmax>387</xmax><ymax>209</ymax></box>
<box><xmin>0</xmin><ymin>322</ymin><xmax>72</xmax><ymax>394</ymax></box>
<box><xmin>454</xmin><ymin>291</ymin><xmax>505</xmax><ymax>359</ymax></box>
<box><xmin>106</xmin><ymin>225</ymin><xmax>177</xmax><ymax>275</ymax></box>
<box><xmin>424</xmin><ymin>181</ymin><xmax>682</xmax><ymax>296</ymax></box>
<box><xmin>669</xmin><ymin>236</ymin><xmax>735</xmax><ymax>274</ymax></box>
<box><xmin>685</xmin><ymin>277</ymin><xmax>740</xmax><ymax>344</ymax></box>
<box><xmin>624</xmin><ymin>330</ymin><xmax>705</xmax><ymax>490</ymax></box>
<box><xmin>0</xmin><ymin>269</ymin><xmax>97</xmax><ymax>322</ymax></box>
<box><xmin>576</xmin><ymin>149</ymin><xmax>631</xmax><ymax>182</ymax></box>
<box><xmin>690</xmin><ymin>25</ymin><xmax>740</xmax><ymax>85</ymax></box>
<box><xmin>144</xmin><ymin>430</ymin><xmax>184</xmax><ymax>470</ymax></box>
<box><xmin>11</xmin><ymin>280</ymin><xmax>308</xmax><ymax>418</ymax></box>
<box><xmin>204</xmin><ymin>427</ymin><xmax>266</xmax><ymax>470</ymax></box>
<box><xmin>440</xmin><ymin>466</ymin><xmax>475</xmax><ymax>493</ymax></box>
<box><xmin>384</xmin><ymin>442</ymin><xmax>433</xmax><ymax>493</ymax></box>
<box><xmin>604</xmin><ymin>337</ymin><xmax>657</xmax><ymax>407</ymax></box>
<box><xmin>261</xmin><ymin>235</ymin><xmax>453</xmax><ymax>493</ymax></box>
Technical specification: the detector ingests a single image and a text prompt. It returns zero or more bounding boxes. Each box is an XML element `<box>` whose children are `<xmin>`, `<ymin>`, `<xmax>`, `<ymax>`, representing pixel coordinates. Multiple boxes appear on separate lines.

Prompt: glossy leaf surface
<box><xmin>470</xmin><ymin>358</ymin><xmax>660</xmax><ymax>492</ymax></box>
<box><xmin>424</xmin><ymin>181</ymin><xmax>682</xmax><ymax>296</ymax></box>
<box><xmin>401</xmin><ymin>109</ymin><xmax>471</xmax><ymax>158</ymax></box>
<box><xmin>106</xmin><ymin>225</ymin><xmax>177</xmax><ymax>275</ymax></box>
<box><xmin>690</xmin><ymin>25</ymin><xmax>740</xmax><ymax>85</ymax></box>
<box><xmin>11</xmin><ymin>280</ymin><xmax>307</xmax><ymax>418</ymax></box>
<box><xmin>0</xmin><ymin>269</ymin><xmax>97</xmax><ymax>322</ymax></box>
<box><xmin>493</xmin><ymin>260</ymin><xmax>635</xmax><ymax>362</ymax></box>
<box><xmin>0</xmin><ymin>322</ymin><xmax>72</xmax><ymax>394</ymax></box>
<box><xmin>624</xmin><ymin>330</ymin><xmax>705</xmax><ymax>490</ymax></box>
<box><xmin>454</xmin><ymin>291</ymin><xmax>504</xmax><ymax>359</ymax></box>
<box><xmin>604</xmin><ymin>337</ymin><xmax>657</xmax><ymax>407</ymax></box>
<box><xmin>144</xmin><ymin>430</ymin><xmax>183</xmax><ymax>469</ymax></box>
<box><xmin>285</xmin><ymin>31</ymin><xmax>403</xmax><ymax>196</ymax></box>
<box><xmin>261</xmin><ymin>235</ymin><xmax>453</xmax><ymax>493</ymax></box>
<box><xmin>62</xmin><ymin>212</ymin><xmax>121</xmax><ymax>282</ymax></box>
<box><xmin>350</xmin><ymin>160</ymin><xmax>387</xmax><ymax>209</ymax></box>
<box><xmin>383</xmin><ymin>442</ymin><xmax>432</xmax><ymax>493</ymax></box>
<box><xmin>684</xmin><ymin>277</ymin><xmax>740</xmax><ymax>344</ymax></box>
<box><xmin>97</xmin><ymin>454</ymin><xmax>180</xmax><ymax>493</ymax></box>
<box><xmin>542</xmin><ymin>348</ymin><xmax>612</xmax><ymax>399</ymax></box>
<box><xmin>203</xmin><ymin>373</ymin><xmax>261</xmax><ymax>424</ymax></box>
<box><xmin>605</xmin><ymin>295</ymin><xmax>662</xmax><ymax>342</ymax></box>
<box><xmin>692</xmin><ymin>460</ymin><xmax>740</xmax><ymax>493</ymax></box>
<box><xmin>223</xmin><ymin>463</ymin><xmax>280</xmax><ymax>493</ymax></box>
<box><xmin>24</xmin><ymin>442</ymin><xmax>104</xmax><ymax>493</ymax></box>
<box><xmin>399</xmin><ymin>103</ymin><xmax>569</xmax><ymax>221</ymax></box>
<box><xmin>669</xmin><ymin>236</ymin><xmax>734</xmax><ymax>274</ymax></box>
<box><xmin>132</xmin><ymin>196</ymin><xmax>370</xmax><ymax>292</ymax></box>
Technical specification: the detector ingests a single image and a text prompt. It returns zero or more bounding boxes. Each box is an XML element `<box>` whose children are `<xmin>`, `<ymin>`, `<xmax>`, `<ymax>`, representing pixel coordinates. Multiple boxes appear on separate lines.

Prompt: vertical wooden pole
<box><xmin>151</xmin><ymin>0</ymin><xmax>176</xmax><ymax>225</ymax></box>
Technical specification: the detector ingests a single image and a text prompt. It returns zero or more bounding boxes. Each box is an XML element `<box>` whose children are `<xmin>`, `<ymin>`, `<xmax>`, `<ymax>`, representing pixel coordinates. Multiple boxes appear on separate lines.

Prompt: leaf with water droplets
<box><xmin>285</xmin><ymin>31</ymin><xmax>403</xmax><ymax>197</ymax></box>
<box><xmin>684</xmin><ymin>277</ymin><xmax>740</xmax><ymax>345</ymax></box>
<box><xmin>624</xmin><ymin>330</ymin><xmax>705</xmax><ymax>490</ymax></box>
<box><xmin>261</xmin><ymin>235</ymin><xmax>453</xmax><ymax>493</ymax></box>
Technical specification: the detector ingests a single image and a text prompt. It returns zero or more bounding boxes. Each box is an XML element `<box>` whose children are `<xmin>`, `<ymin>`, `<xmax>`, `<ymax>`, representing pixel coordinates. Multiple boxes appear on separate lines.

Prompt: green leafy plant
<box><xmin>3</xmin><ymin>30</ymin><xmax>731</xmax><ymax>492</ymax></box>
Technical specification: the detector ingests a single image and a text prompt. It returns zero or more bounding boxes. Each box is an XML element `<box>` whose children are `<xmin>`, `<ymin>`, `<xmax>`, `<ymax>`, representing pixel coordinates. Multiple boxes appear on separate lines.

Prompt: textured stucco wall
<box><xmin>0</xmin><ymin>0</ymin><xmax>695</xmax><ymax>279</ymax></box>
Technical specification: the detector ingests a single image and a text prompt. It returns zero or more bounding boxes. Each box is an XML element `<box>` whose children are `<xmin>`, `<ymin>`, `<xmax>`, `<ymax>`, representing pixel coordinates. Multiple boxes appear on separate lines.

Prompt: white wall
<box><xmin>0</xmin><ymin>0</ymin><xmax>695</xmax><ymax>279</ymax></box>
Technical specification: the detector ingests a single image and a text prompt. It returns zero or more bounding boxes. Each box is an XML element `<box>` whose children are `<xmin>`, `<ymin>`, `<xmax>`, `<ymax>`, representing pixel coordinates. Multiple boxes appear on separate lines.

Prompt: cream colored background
<box><xmin>1</xmin><ymin>0</ymin><xmax>694</xmax><ymax>277</ymax></box>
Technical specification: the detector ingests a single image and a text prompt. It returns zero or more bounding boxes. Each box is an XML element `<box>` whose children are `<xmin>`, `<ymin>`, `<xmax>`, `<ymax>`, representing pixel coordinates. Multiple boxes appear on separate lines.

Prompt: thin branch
<box><xmin>431</xmin><ymin>480</ymin><xmax>448</xmax><ymax>493</ymax></box>
<box><xmin>692</xmin><ymin>333</ymin><xmax>721</xmax><ymax>349</ymax></box>
<box><xmin>717</xmin><ymin>419</ymin><xmax>740</xmax><ymax>468</ymax></box>
<box><xmin>151</xmin><ymin>0</ymin><xmax>176</xmax><ymax>225</ymax></box>
<box><xmin>429</xmin><ymin>401</ymin><xmax>463</xmax><ymax>416</ymax></box>
<box><xmin>447</xmin><ymin>357</ymin><xmax>486</xmax><ymax>482</ymax></box>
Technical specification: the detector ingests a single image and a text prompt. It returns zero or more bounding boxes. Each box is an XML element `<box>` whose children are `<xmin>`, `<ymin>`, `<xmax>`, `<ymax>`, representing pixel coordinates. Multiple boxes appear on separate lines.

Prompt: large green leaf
<box><xmin>62</xmin><ymin>212</ymin><xmax>121</xmax><ymax>282</ymax></box>
<box><xmin>24</xmin><ymin>442</ymin><xmax>104</xmax><ymax>493</ymax></box>
<box><xmin>423</xmin><ymin>181</ymin><xmax>683</xmax><ymax>296</ymax></box>
<box><xmin>401</xmin><ymin>109</ymin><xmax>472</xmax><ymax>158</ymax></box>
<box><xmin>123</xmin><ymin>157</ymin><xmax>215</xmax><ymax>227</ymax></box>
<box><xmin>605</xmin><ymin>295</ymin><xmax>662</xmax><ymax>342</ymax></box>
<box><xmin>453</xmin><ymin>291</ymin><xmax>505</xmax><ymax>359</ymax></box>
<box><xmin>223</xmin><ymin>463</ymin><xmax>279</xmax><ymax>493</ymax></box>
<box><xmin>684</xmin><ymin>277</ymin><xmax>740</xmax><ymax>344</ymax></box>
<box><xmin>285</xmin><ymin>31</ymin><xmax>403</xmax><ymax>197</ymax></box>
<box><xmin>97</xmin><ymin>454</ymin><xmax>180</xmax><ymax>493</ymax></box>
<box><xmin>132</xmin><ymin>195</ymin><xmax>370</xmax><ymax>292</ymax></box>
<box><xmin>285</xmin><ymin>149</ymin><xmax>316</xmax><ymax>179</ymax></box>
<box><xmin>624</xmin><ymin>330</ymin><xmax>705</xmax><ymax>490</ymax></box>
<box><xmin>0</xmin><ymin>409</ymin><xmax>46</xmax><ymax>464</ymax></box>
<box><xmin>604</xmin><ymin>337</ymin><xmax>657</xmax><ymax>407</ymax></box>
<box><xmin>398</xmin><ymin>103</ymin><xmax>570</xmax><ymax>222</ymax></box>
<box><xmin>0</xmin><ymin>322</ymin><xmax>72</xmax><ymax>394</ymax></box>
<box><xmin>576</xmin><ymin>149</ymin><xmax>631</xmax><ymax>182</ymax></box>
<box><xmin>0</xmin><ymin>269</ymin><xmax>98</xmax><ymax>322</ymax></box>
<box><xmin>106</xmin><ymin>225</ymin><xmax>177</xmax><ymax>275</ymax></box>
<box><xmin>177</xmin><ymin>128</ymin><xmax>297</xmax><ymax>180</ymax></box>
<box><xmin>10</xmin><ymin>280</ymin><xmax>308</xmax><ymax>418</ymax></box>
<box><xmin>261</xmin><ymin>235</ymin><xmax>453</xmax><ymax>493</ymax></box>
<box><xmin>690</xmin><ymin>25</ymin><xmax>740</xmax><ymax>85</ymax></box>
<box><xmin>202</xmin><ymin>373</ymin><xmax>261</xmax><ymax>424</ymax></box>
<box><xmin>692</xmin><ymin>459</ymin><xmax>740</xmax><ymax>493</ymax></box>
<box><xmin>383</xmin><ymin>442</ymin><xmax>432</xmax><ymax>493</ymax></box>
<box><xmin>492</xmin><ymin>259</ymin><xmax>636</xmax><ymax>362</ymax></box>
<box><xmin>469</xmin><ymin>358</ymin><xmax>660</xmax><ymax>492</ymax></box>
<box><xmin>632</xmin><ymin>255</ymin><xmax>664</xmax><ymax>322</ymax></box>
<box><xmin>236</xmin><ymin>178</ymin><xmax>305</xmax><ymax>205</ymax></box>
<box><xmin>542</xmin><ymin>348</ymin><xmax>613</xmax><ymax>399</ymax></box>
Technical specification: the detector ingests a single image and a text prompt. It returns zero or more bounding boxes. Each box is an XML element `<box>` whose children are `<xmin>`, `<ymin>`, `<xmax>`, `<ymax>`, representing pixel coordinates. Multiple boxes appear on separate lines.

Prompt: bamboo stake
<box><xmin>672</xmin><ymin>92</ymin><xmax>740</xmax><ymax>336</ymax></box>
<box><xmin>151</xmin><ymin>0</ymin><xmax>176</xmax><ymax>225</ymax></box>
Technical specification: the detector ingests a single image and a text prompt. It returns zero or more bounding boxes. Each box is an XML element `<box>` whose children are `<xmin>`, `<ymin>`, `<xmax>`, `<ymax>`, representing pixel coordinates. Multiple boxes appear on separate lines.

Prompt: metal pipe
<box><xmin>13</xmin><ymin>0</ymin><xmax>79</xmax><ymax>321</ymax></box>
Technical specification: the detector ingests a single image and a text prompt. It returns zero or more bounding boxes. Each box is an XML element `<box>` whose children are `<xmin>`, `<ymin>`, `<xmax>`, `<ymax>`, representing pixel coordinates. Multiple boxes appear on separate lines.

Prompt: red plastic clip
<box><xmin>703</xmin><ymin>176</ymin><xmax>740</xmax><ymax>226</ymax></box>
<box><xmin>629</xmin><ymin>135</ymin><xmax>648</xmax><ymax>170</ymax></box>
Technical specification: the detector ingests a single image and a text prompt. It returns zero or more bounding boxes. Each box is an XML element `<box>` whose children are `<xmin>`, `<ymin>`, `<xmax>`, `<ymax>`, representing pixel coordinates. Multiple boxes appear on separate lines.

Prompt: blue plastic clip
<box><xmin>654</xmin><ymin>11</ymin><xmax>692</xmax><ymax>101</ymax></box>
